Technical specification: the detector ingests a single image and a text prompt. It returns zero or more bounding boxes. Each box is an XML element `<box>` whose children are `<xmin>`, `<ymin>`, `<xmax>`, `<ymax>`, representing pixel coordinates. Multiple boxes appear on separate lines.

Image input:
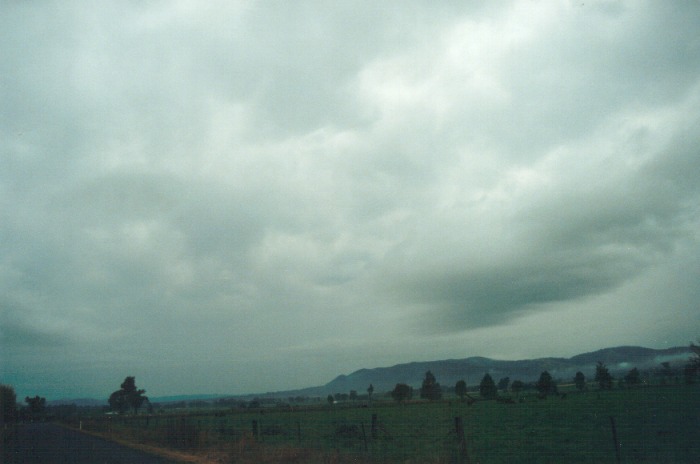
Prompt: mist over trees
<box><xmin>624</xmin><ymin>368</ymin><xmax>641</xmax><ymax>387</ymax></box>
<box><xmin>690</xmin><ymin>341</ymin><xmax>700</xmax><ymax>367</ymax></box>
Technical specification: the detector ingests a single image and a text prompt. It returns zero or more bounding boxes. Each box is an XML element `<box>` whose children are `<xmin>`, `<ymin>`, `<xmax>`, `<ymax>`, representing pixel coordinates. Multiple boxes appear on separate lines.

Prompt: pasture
<box><xmin>73</xmin><ymin>384</ymin><xmax>699</xmax><ymax>463</ymax></box>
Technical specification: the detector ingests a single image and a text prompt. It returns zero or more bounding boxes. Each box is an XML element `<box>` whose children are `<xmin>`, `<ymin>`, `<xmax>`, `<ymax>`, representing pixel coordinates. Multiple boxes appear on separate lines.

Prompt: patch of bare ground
<box><xmin>66</xmin><ymin>424</ymin><xmax>366</xmax><ymax>464</ymax></box>
<box><xmin>61</xmin><ymin>424</ymin><xmax>209</xmax><ymax>463</ymax></box>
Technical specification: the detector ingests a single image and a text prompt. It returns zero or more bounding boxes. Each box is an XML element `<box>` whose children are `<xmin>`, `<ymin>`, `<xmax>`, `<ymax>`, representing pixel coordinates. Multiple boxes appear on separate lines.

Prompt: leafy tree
<box><xmin>595</xmin><ymin>362</ymin><xmax>613</xmax><ymax>390</ymax></box>
<box><xmin>479</xmin><ymin>373</ymin><xmax>497</xmax><ymax>399</ymax></box>
<box><xmin>536</xmin><ymin>371</ymin><xmax>557</xmax><ymax>397</ymax></box>
<box><xmin>574</xmin><ymin>371</ymin><xmax>586</xmax><ymax>391</ymax></box>
<box><xmin>109</xmin><ymin>390</ymin><xmax>128</xmax><ymax>414</ymax></box>
<box><xmin>420</xmin><ymin>371</ymin><xmax>442</xmax><ymax>400</ymax></box>
<box><xmin>510</xmin><ymin>380</ymin><xmax>524</xmax><ymax>397</ymax></box>
<box><xmin>109</xmin><ymin>376</ymin><xmax>148</xmax><ymax>415</ymax></box>
<box><xmin>327</xmin><ymin>395</ymin><xmax>334</xmax><ymax>406</ymax></box>
<box><xmin>497</xmin><ymin>377</ymin><xmax>510</xmax><ymax>392</ymax></box>
<box><xmin>367</xmin><ymin>384</ymin><xmax>374</xmax><ymax>404</ymax></box>
<box><xmin>0</xmin><ymin>384</ymin><xmax>18</xmax><ymax>424</ymax></box>
<box><xmin>659</xmin><ymin>362</ymin><xmax>673</xmax><ymax>384</ymax></box>
<box><xmin>624</xmin><ymin>368</ymin><xmax>641</xmax><ymax>387</ymax></box>
<box><xmin>349</xmin><ymin>390</ymin><xmax>358</xmax><ymax>402</ymax></box>
<box><xmin>684</xmin><ymin>363</ymin><xmax>697</xmax><ymax>385</ymax></box>
<box><xmin>391</xmin><ymin>383</ymin><xmax>412</xmax><ymax>404</ymax></box>
<box><xmin>24</xmin><ymin>395</ymin><xmax>46</xmax><ymax>419</ymax></box>
<box><xmin>455</xmin><ymin>380</ymin><xmax>467</xmax><ymax>401</ymax></box>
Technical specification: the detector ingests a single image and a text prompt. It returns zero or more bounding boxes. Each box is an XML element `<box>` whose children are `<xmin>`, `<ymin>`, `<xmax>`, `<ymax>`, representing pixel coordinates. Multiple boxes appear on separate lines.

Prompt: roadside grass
<box><xmin>72</xmin><ymin>384</ymin><xmax>700</xmax><ymax>463</ymax></box>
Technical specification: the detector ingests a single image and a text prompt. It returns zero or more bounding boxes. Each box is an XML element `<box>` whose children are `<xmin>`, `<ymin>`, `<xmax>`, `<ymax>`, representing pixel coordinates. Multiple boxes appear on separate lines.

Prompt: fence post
<box><xmin>297</xmin><ymin>421</ymin><xmax>302</xmax><ymax>444</ymax></box>
<box><xmin>455</xmin><ymin>417</ymin><xmax>471</xmax><ymax>464</ymax></box>
<box><xmin>371</xmin><ymin>414</ymin><xmax>378</xmax><ymax>439</ymax></box>
<box><xmin>361</xmin><ymin>422</ymin><xmax>368</xmax><ymax>452</ymax></box>
<box><xmin>252</xmin><ymin>420</ymin><xmax>259</xmax><ymax>440</ymax></box>
<box><xmin>609</xmin><ymin>416</ymin><xmax>621</xmax><ymax>464</ymax></box>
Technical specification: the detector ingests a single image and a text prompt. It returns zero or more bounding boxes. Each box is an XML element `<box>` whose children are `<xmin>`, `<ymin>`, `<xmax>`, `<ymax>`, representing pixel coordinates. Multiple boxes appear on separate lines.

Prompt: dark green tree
<box><xmin>109</xmin><ymin>376</ymin><xmax>148</xmax><ymax>415</ymax></box>
<box><xmin>479</xmin><ymin>373</ymin><xmax>497</xmax><ymax>399</ymax></box>
<box><xmin>510</xmin><ymin>380</ymin><xmax>524</xmax><ymax>398</ymax></box>
<box><xmin>367</xmin><ymin>384</ymin><xmax>374</xmax><ymax>404</ymax></box>
<box><xmin>420</xmin><ymin>371</ymin><xmax>442</xmax><ymax>400</ymax></box>
<box><xmin>109</xmin><ymin>390</ymin><xmax>128</xmax><ymax>414</ymax></box>
<box><xmin>659</xmin><ymin>362</ymin><xmax>673</xmax><ymax>385</ymax></box>
<box><xmin>327</xmin><ymin>394</ymin><xmax>334</xmax><ymax>406</ymax></box>
<box><xmin>684</xmin><ymin>363</ymin><xmax>697</xmax><ymax>385</ymax></box>
<box><xmin>391</xmin><ymin>383</ymin><xmax>412</xmax><ymax>404</ymax></box>
<box><xmin>624</xmin><ymin>368</ymin><xmax>641</xmax><ymax>387</ymax></box>
<box><xmin>536</xmin><ymin>371</ymin><xmax>557</xmax><ymax>397</ymax></box>
<box><xmin>497</xmin><ymin>377</ymin><xmax>510</xmax><ymax>392</ymax></box>
<box><xmin>0</xmin><ymin>384</ymin><xmax>18</xmax><ymax>424</ymax></box>
<box><xmin>594</xmin><ymin>362</ymin><xmax>613</xmax><ymax>390</ymax></box>
<box><xmin>24</xmin><ymin>395</ymin><xmax>46</xmax><ymax>419</ymax></box>
<box><xmin>455</xmin><ymin>380</ymin><xmax>467</xmax><ymax>401</ymax></box>
<box><xmin>574</xmin><ymin>371</ymin><xmax>586</xmax><ymax>391</ymax></box>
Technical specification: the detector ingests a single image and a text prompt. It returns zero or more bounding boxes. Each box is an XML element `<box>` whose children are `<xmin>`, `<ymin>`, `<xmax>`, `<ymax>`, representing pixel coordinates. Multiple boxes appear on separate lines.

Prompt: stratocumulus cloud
<box><xmin>1</xmin><ymin>0</ymin><xmax>699</xmax><ymax>399</ymax></box>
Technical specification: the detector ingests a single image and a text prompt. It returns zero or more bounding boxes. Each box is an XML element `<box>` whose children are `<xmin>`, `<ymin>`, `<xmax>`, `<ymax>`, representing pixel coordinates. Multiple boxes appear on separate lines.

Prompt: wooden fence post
<box><xmin>371</xmin><ymin>414</ymin><xmax>378</xmax><ymax>439</ymax></box>
<box><xmin>361</xmin><ymin>422</ymin><xmax>368</xmax><ymax>452</ymax></box>
<box><xmin>252</xmin><ymin>420</ymin><xmax>259</xmax><ymax>440</ymax></box>
<box><xmin>455</xmin><ymin>417</ymin><xmax>471</xmax><ymax>464</ymax></box>
<box><xmin>609</xmin><ymin>416</ymin><xmax>621</xmax><ymax>464</ymax></box>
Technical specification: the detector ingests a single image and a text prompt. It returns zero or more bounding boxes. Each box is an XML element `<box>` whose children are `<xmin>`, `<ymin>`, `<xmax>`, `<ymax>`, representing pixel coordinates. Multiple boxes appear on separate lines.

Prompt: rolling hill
<box><xmin>316</xmin><ymin>345</ymin><xmax>691</xmax><ymax>395</ymax></box>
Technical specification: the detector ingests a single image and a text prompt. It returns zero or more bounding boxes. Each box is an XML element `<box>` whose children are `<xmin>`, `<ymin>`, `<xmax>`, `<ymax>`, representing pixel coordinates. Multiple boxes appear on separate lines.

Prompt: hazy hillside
<box><xmin>320</xmin><ymin>346</ymin><xmax>691</xmax><ymax>395</ymax></box>
<box><xmin>49</xmin><ymin>346</ymin><xmax>692</xmax><ymax>404</ymax></box>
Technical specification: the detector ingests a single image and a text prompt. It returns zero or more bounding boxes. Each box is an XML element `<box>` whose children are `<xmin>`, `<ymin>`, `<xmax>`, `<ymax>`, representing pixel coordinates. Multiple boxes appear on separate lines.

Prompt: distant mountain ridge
<box><xmin>318</xmin><ymin>346</ymin><xmax>691</xmax><ymax>395</ymax></box>
<box><xmin>48</xmin><ymin>345</ymin><xmax>692</xmax><ymax>404</ymax></box>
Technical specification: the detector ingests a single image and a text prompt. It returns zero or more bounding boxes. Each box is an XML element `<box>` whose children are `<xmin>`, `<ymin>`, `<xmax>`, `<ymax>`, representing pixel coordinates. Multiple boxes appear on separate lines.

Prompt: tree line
<box><xmin>2</xmin><ymin>342</ymin><xmax>699</xmax><ymax>421</ymax></box>
<box><xmin>385</xmin><ymin>346</ymin><xmax>700</xmax><ymax>405</ymax></box>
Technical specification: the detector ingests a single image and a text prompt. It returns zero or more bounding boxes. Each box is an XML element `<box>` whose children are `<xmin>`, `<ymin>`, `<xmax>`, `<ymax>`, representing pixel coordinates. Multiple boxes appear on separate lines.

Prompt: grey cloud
<box><xmin>399</xmin><ymin>250</ymin><xmax>649</xmax><ymax>330</ymax></box>
<box><xmin>0</xmin><ymin>321</ymin><xmax>67</xmax><ymax>349</ymax></box>
<box><xmin>2</xmin><ymin>1</ymin><xmax>700</xmax><ymax>399</ymax></box>
<box><xmin>384</xmin><ymin>89</ymin><xmax>700</xmax><ymax>331</ymax></box>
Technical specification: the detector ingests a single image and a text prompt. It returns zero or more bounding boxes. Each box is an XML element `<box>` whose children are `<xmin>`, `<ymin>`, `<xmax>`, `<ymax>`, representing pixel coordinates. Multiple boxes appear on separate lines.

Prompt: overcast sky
<box><xmin>2</xmin><ymin>1</ymin><xmax>700</xmax><ymax>400</ymax></box>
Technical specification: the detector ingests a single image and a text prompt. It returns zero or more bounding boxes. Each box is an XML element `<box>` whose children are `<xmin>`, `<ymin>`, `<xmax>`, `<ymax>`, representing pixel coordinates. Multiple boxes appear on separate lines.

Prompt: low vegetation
<box><xmin>4</xmin><ymin>345</ymin><xmax>698</xmax><ymax>462</ymax></box>
<box><xmin>62</xmin><ymin>382</ymin><xmax>699</xmax><ymax>463</ymax></box>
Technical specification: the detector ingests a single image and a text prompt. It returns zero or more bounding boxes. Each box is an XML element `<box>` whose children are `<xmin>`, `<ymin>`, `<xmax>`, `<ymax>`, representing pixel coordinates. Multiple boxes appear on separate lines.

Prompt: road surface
<box><xmin>2</xmin><ymin>422</ymin><xmax>179</xmax><ymax>463</ymax></box>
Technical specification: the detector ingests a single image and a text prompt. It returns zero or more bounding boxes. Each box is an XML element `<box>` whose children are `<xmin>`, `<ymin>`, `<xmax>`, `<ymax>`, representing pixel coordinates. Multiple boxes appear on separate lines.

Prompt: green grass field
<box><xmin>76</xmin><ymin>384</ymin><xmax>700</xmax><ymax>463</ymax></box>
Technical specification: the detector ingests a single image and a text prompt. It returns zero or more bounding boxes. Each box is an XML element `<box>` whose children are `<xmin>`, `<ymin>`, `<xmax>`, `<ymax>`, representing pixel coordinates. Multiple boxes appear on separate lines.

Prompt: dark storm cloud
<box><xmin>389</xmin><ymin>100</ymin><xmax>700</xmax><ymax>330</ymax></box>
<box><xmin>0</xmin><ymin>300</ymin><xmax>69</xmax><ymax>348</ymax></box>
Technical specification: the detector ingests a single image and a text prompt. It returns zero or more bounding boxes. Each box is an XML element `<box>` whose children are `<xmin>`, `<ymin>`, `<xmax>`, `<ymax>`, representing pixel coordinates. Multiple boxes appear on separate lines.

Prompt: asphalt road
<box><xmin>2</xmin><ymin>422</ymin><xmax>179</xmax><ymax>464</ymax></box>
